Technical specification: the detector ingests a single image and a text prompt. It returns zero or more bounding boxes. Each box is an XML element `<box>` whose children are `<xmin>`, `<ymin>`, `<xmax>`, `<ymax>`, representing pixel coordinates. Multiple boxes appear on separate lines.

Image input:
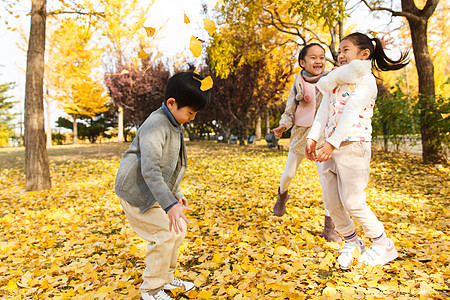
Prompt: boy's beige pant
<box><xmin>119</xmin><ymin>198</ymin><xmax>186</xmax><ymax>294</ymax></box>
<box><xmin>321</xmin><ymin>141</ymin><xmax>384</xmax><ymax>239</ymax></box>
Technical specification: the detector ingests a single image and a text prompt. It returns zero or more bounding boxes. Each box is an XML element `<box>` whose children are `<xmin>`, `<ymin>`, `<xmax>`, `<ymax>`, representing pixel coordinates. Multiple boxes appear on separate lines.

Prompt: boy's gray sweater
<box><xmin>115</xmin><ymin>107</ymin><xmax>186</xmax><ymax>213</ymax></box>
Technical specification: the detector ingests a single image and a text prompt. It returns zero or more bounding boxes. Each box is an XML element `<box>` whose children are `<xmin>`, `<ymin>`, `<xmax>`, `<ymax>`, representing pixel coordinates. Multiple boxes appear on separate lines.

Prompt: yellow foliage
<box><xmin>46</xmin><ymin>19</ymin><xmax>109</xmax><ymax>118</ymax></box>
<box><xmin>0</xmin><ymin>142</ymin><xmax>448</xmax><ymax>299</ymax></box>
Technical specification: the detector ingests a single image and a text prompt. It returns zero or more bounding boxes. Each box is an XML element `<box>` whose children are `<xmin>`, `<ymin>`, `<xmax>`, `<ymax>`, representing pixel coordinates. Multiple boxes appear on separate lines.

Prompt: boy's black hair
<box><xmin>342</xmin><ymin>32</ymin><xmax>409</xmax><ymax>72</ymax></box>
<box><xmin>298</xmin><ymin>43</ymin><xmax>325</xmax><ymax>67</ymax></box>
<box><xmin>164</xmin><ymin>72</ymin><xmax>211</xmax><ymax>111</ymax></box>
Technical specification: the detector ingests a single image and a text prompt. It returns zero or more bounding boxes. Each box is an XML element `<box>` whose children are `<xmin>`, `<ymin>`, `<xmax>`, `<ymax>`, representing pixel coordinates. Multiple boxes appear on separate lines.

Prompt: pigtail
<box><xmin>342</xmin><ymin>33</ymin><xmax>410</xmax><ymax>73</ymax></box>
<box><xmin>371</xmin><ymin>37</ymin><xmax>410</xmax><ymax>72</ymax></box>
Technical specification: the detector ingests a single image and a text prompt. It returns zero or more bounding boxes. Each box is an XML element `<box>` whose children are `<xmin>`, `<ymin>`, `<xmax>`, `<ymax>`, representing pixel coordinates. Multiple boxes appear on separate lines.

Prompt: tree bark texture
<box><xmin>73</xmin><ymin>115</ymin><xmax>78</xmax><ymax>144</ymax></box>
<box><xmin>402</xmin><ymin>0</ymin><xmax>445</xmax><ymax>163</ymax></box>
<box><xmin>24</xmin><ymin>0</ymin><xmax>51</xmax><ymax>191</ymax></box>
<box><xmin>118</xmin><ymin>106</ymin><xmax>124</xmax><ymax>143</ymax></box>
<box><xmin>255</xmin><ymin>114</ymin><xmax>261</xmax><ymax>141</ymax></box>
<box><xmin>264</xmin><ymin>108</ymin><xmax>270</xmax><ymax>134</ymax></box>
<box><xmin>46</xmin><ymin>96</ymin><xmax>52</xmax><ymax>148</ymax></box>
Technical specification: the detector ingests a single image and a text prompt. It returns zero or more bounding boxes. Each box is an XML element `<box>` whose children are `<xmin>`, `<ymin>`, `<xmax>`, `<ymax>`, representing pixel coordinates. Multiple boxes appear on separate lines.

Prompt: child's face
<box><xmin>338</xmin><ymin>39</ymin><xmax>370</xmax><ymax>65</ymax></box>
<box><xmin>299</xmin><ymin>45</ymin><xmax>326</xmax><ymax>76</ymax></box>
<box><xmin>167</xmin><ymin>98</ymin><xmax>198</xmax><ymax>124</ymax></box>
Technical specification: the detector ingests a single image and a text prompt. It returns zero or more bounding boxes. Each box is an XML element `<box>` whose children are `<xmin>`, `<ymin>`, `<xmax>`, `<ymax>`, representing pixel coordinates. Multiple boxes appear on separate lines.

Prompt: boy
<box><xmin>115</xmin><ymin>72</ymin><xmax>211</xmax><ymax>300</ymax></box>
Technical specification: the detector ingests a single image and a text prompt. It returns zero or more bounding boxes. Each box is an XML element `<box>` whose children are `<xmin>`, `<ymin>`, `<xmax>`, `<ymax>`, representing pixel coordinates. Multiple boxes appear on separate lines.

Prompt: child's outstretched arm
<box><xmin>273</xmin><ymin>125</ymin><xmax>286</xmax><ymax>138</ymax></box>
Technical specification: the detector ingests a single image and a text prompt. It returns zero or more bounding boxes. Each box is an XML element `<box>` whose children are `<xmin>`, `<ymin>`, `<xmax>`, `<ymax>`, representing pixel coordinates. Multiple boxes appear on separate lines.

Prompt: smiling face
<box><xmin>299</xmin><ymin>45</ymin><xmax>326</xmax><ymax>76</ymax></box>
<box><xmin>338</xmin><ymin>39</ymin><xmax>370</xmax><ymax>66</ymax></box>
<box><xmin>166</xmin><ymin>98</ymin><xmax>198</xmax><ymax>124</ymax></box>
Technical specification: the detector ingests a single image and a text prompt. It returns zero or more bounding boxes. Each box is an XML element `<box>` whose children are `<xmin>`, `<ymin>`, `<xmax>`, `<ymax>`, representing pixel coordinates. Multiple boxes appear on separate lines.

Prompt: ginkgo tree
<box><xmin>47</xmin><ymin>18</ymin><xmax>109</xmax><ymax>144</ymax></box>
<box><xmin>3</xmin><ymin>0</ymin><xmax>103</xmax><ymax>190</ymax></box>
<box><xmin>96</xmin><ymin>0</ymin><xmax>157</xmax><ymax>143</ymax></box>
<box><xmin>355</xmin><ymin>0</ymin><xmax>445</xmax><ymax>163</ymax></box>
<box><xmin>206</xmin><ymin>0</ymin><xmax>299</xmax><ymax>143</ymax></box>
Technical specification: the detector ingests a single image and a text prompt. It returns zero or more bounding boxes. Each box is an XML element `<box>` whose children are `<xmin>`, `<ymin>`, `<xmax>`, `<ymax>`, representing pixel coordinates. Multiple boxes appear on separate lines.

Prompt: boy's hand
<box><xmin>178</xmin><ymin>196</ymin><xmax>188</xmax><ymax>206</ymax></box>
<box><xmin>167</xmin><ymin>203</ymin><xmax>192</xmax><ymax>234</ymax></box>
<box><xmin>305</xmin><ymin>138</ymin><xmax>317</xmax><ymax>161</ymax></box>
<box><xmin>316</xmin><ymin>142</ymin><xmax>335</xmax><ymax>162</ymax></box>
<box><xmin>273</xmin><ymin>125</ymin><xmax>286</xmax><ymax>138</ymax></box>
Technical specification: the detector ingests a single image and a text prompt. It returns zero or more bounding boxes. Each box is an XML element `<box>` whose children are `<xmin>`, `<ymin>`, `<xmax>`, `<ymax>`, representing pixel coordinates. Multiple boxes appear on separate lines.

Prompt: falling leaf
<box><xmin>143</xmin><ymin>26</ymin><xmax>155</xmax><ymax>37</ymax></box>
<box><xmin>189</xmin><ymin>36</ymin><xmax>202</xmax><ymax>58</ymax></box>
<box><xmin>441</xmin><ymin>113</ymin><xmax>450</xmax><ymax>119</ymax></box>
<box><xmin>138</xmin><ymin>50</ymin><xmax>149</xmax><ymax>59</ymax></box>
<box><xmin>199</xmin><ymin>76</ymin><xmax>213</xmax><ymax>91</ymax></box>
<box><xmin>120</xmin><ymin>69</ymin><xmax>129</xmax><ymax>75</ymax></box>
<box><xmin>184</xmin><ymin>13</ymin><xmax>190</xmax><ymax>24</ymax></box>
<box><xmin>203</xmin><ymin>18</ymin><xmax>216</xmax><ymax>36</ymax></box>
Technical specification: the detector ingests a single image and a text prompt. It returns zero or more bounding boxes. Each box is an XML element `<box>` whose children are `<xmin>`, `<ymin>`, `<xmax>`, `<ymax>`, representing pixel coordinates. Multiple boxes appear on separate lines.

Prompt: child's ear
<box><xmin>362</xmin><ymin>49</ymin><xmax>371</xmax><ymax>60</ymax></box>
<box><xmin>166</xmin><ymin>98</ymin><xmax>176</xmax><ymax>109</ymax></box>
<box><xmin>299</xmin><ymin>59</ymin><xmax>306</xmax><ymax>69</ymax></box>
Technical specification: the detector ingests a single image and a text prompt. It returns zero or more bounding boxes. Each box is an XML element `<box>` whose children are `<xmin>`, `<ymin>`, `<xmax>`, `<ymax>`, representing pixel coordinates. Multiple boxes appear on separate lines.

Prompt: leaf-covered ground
<box><xmin>0</xmin><ymin>142</ymin><xmax>448</xmax><ymax>299</ymax></box>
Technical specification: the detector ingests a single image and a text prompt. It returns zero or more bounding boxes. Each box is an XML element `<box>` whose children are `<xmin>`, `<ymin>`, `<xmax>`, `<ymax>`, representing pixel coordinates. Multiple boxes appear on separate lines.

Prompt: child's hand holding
<box><xmin>305</xmin><ymin>138</ymin><xmax>317</xmax><ymax>161</ymax></box>
<box><xmin>273</xmin><ymin>125</ymin><xmax>286</xmax><ymax>138</ymax></box>
<box><xmin>316</xmin><ymin>142</ymin><xmax>335</xmax><ymax>162</ymax></box>
<box><xmin>167</xmin><ymin>202</ymin><xmax>192</xmax><ymax>234</ymax></box>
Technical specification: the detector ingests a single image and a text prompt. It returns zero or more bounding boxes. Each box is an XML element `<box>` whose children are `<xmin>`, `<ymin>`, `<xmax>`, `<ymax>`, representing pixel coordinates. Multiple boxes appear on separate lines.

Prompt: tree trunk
<box><xmin>406</xmin><ymin>16</ymin><xmax>445</xmax><ymax>163</ymax></box>
<box><xmin>73</xmin><ymin>115</ymin><xmax>78</xmax><ymax>144</ymax></box>
<box><xmin>118</xmin><ymin>105</ymin><xmax>124</xmax><ymax>143</ymax></box>
<box><xmin>255</xmin><ymin>114</ymin><xmax>261</xmax><ymax>141</ymax></box>
<box><xmin>238</xmin><ymin>124</ymin><xmax>245</xmax><ymax>145</ymax></box>
<box><xmin>24</xmin><ymin>0</ymin><xmax>51</xmax><ymax>191</ymax></box>
<box><xmin>45</xmin><ymin>95</ymin><xmax>52</xmax><ymax>148</ymax></box>
<box><xmin>264</xmin><ymin>108</ymin><xmax>270</xmax><ymax>134</ymax></box>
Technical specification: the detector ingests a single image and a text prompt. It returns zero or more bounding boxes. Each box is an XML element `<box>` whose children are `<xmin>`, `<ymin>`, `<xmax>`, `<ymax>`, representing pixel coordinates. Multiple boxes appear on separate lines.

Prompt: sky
<box><xmin>0</xmin><ymin>0</ymin><xmax>400</xmax><ymax>131</ymax></box>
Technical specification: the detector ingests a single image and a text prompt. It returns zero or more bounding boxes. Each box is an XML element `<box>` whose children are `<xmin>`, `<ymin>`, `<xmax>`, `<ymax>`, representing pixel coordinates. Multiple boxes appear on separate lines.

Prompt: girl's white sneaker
<box><xmin>359</xmin><ymin>238</ymin><xmax>398</xmax><ymax>266</ymax></box>
<box><xmin>338</xmin><ymin>239</ymin><xmax>366</xmax><ymax>268</ymax></box>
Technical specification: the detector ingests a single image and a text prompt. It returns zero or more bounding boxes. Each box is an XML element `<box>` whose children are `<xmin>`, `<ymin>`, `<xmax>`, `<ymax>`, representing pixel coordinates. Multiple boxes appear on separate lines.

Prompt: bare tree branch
<box><xmin>48</xmin><ymin>10</ymin><xmax>105</xmax><ymax>17</ymax></box>
<box><xmin>420</xmin><ymin>0</ymin><xmax>440</xmax><ymax>19</ymax></box>
<box><xmin>360</xmin><ymin>0</ymin><xmax>422</xmax><ymax>22</ymax></box>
